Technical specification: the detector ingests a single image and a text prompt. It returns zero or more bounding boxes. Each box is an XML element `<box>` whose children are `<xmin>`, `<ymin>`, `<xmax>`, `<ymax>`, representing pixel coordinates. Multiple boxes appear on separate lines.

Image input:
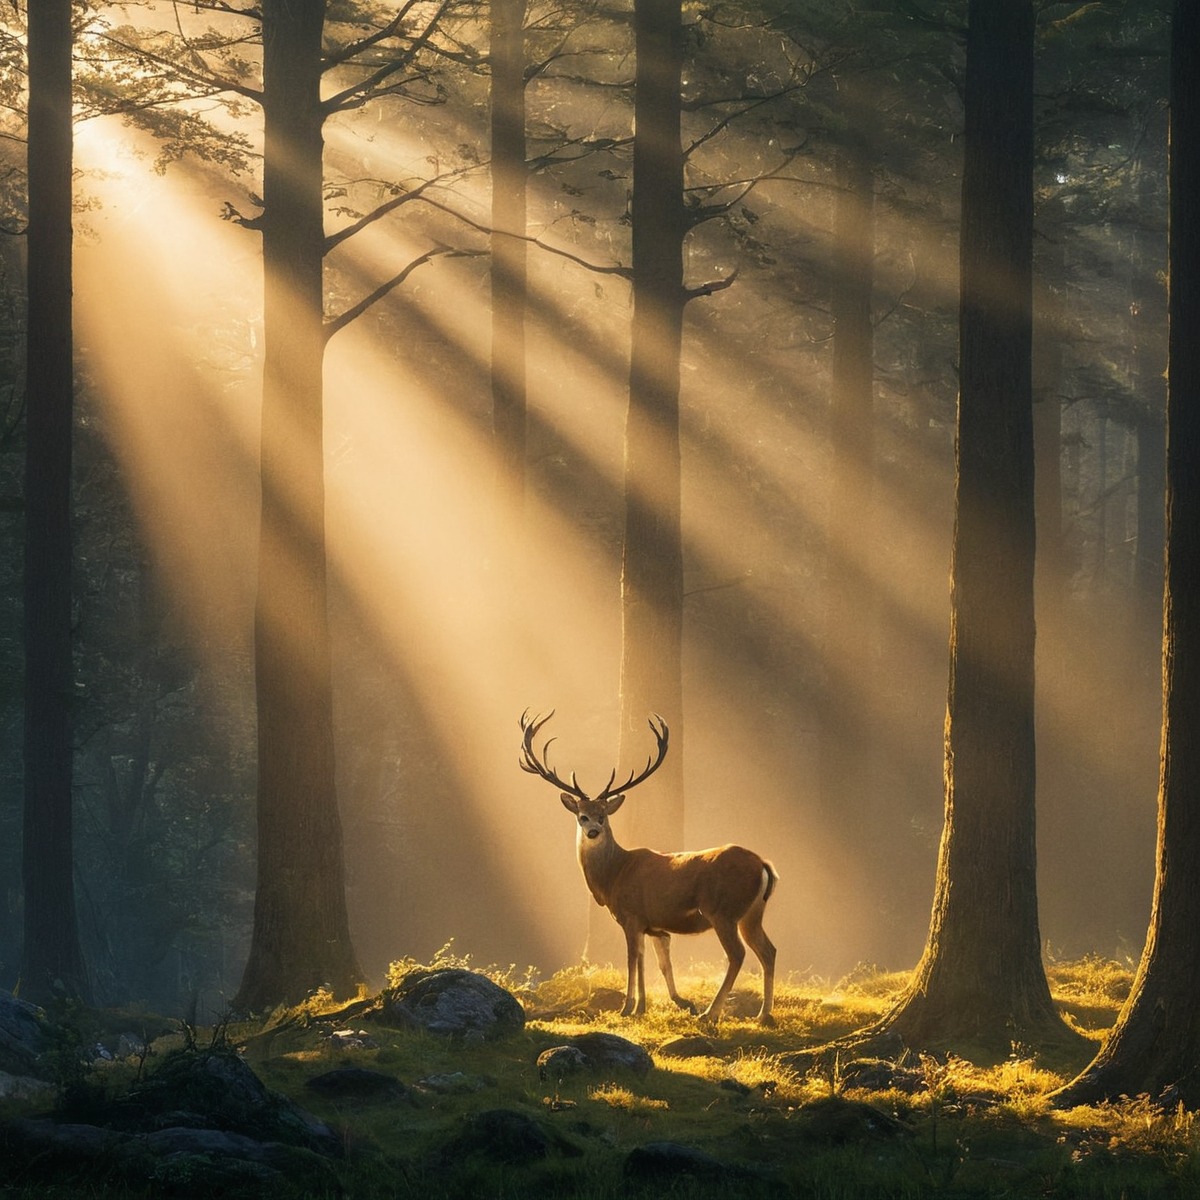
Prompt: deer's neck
<box><xmin>576</xmin><ymin>829</ymin><xmax>627</xmax><ymax>908</ymax></box>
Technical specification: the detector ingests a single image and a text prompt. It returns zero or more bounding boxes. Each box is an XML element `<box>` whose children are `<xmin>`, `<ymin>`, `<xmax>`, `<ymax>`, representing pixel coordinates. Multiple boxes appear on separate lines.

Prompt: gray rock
<box><xmin>384</xmin><ymin>969</ymin><xmax>525</xmax><ymax>1040</ymax></box>
<box><xmin>0</xmin><ymin>991</ymin><xmax>45</xmax><ymax>1075</ymax></box>
<box><xmin>116</xmin><ymin>1033</ymin><xmax>148</xmax><ymax>1059</ymax></box>
<box><xmin>839</xmin><ymin>1057</ymin><xmax>926</xmax><ymax>1094</ymax></box>
<box><xmin>305</xmin><ymin>1066</ymin><xmax>410</xmax><ymax>1102</ymax></box>
<box><xmin>440</xmin><ymin>1108</ymin><xmax>553</xmax><ymax>1166</ymax></box>
<box><xmin>624</xmin><ymin>1141</ymin><xmax>770</xmax><ymax>1187</ymax></box>
<box><xmin>537</xmin><ymin>1045</ymin><xmax>590</xmax><ymax>1081</ymax></box>
<box><xmin>795</xmin><ymin>1095</ymin><xmax>911</xmax><ymax>1143</ymax></box>
<box><xmin>417</xmin><ymin>1070</ymin><xmax>488</xmax><ymax>1095</ymax></box>
<box><xmin>119</xmin><ymin>1046</ymin><xmax>339</xmax><ymax>1156</ymax></box>
<box><xmin>5</xmin><ymin>1118</ymin><xmax>122</xmax><ymax>1159</ymax></box>
<box><xmin>564</xmin><ymin>1031</ymin><xmax>653</xmax><ymax>1075</ymax></box>
<box><xmin>133</xmin><ymin>1126</ymin><xmax>338</xmax><ymax>1192</ymax></box>
<box><xmin>326</xmin><ymin>1027</ymin><xmax>379</xmax><ymax>1050</ymax></box>
<box><xmin>624</xmin><ymin>1141</ymin><xmax>727</xmax><ymax>1181</ymax></box>
<box><xmin>657</xmin><ymin>1034</ymin><xmax>718</xmax><ymax>1058</ymax></box>
<box><xmin>0</xmin><ymin>1070</ymin><xmax>56</xmax><ymax>1103</ymax></box>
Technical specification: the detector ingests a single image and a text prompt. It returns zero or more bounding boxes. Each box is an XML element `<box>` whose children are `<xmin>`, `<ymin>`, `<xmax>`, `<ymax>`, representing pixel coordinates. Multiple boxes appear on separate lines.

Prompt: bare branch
<box><xmin>323</xmin><ymin>245</ymin><xmax>484</xmax><ymax>341</ymax></box>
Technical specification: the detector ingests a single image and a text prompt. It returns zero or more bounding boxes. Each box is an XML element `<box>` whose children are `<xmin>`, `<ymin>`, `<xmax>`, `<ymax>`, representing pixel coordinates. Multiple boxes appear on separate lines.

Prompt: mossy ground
<box><xmin>5</xmin><ymin>955</ymin><xmax>1199</xmax><ymax>1198</ymax></box>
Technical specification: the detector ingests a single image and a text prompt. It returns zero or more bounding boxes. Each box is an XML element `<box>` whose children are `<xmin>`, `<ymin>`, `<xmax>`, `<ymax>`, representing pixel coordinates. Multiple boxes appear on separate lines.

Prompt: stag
<box><xmin>519</xmin><ymin>710</ymin><xmax>777</xmax><ymax>1025</ymax></box>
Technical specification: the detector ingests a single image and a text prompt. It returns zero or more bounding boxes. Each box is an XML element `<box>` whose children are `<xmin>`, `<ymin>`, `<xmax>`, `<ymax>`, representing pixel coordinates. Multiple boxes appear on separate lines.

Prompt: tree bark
<box><xmin>619</xmin><ymin>0</ymin><xmax>685</xmax><ymax>853</ymax></box>
<box><xmin>871</xmin><ymin>0</ymin><xmax>1076</xmax><ymax>1056</ymax></box>
<box><xmin>21</xmin><ymin>0</ymin><xmax>90</xmax><ymax>1004</ymax></box>
<box><xmin>235</xmin><ymin>0</ymin><xmax>363</xmax><ymax>1011</ymax></box>
<box><xmin>1055</xmin><ymin>0</ymin><xmax>1200</xmax><ymax>1107</ymax></box>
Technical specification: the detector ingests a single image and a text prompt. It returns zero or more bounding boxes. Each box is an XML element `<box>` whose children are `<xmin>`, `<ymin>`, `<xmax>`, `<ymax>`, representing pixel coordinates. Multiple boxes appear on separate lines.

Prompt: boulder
<box><xmin>657</xmin><ymin>1034</ymin><xmax>718</xmax><ymax>1058</ymax></box>
<box><xmin>441</xmin><ymin>1109</ymin><xmax>551</xmax><ymax>1166</ymax></box>
<box><xmin>110</xmin><ymin>1046</ymin><xmax>339</xmax><ymax>1156</ymax></box>
<box><xmin>537</xmin><ymin>1045</ymin><xmax>590</xmax><ymax>1082</ymax></box>
<box><xmin>0</xmin><ymin>1071</ymin><xmax>56</xmax><ymax>1103</ymax></box>
<box><xmin>305</xmin><ymin>1066</ymin><xmax>411</xmax><ymax>1103</ymax></box>
<box><xmin>624</xmin><ymin>1141</ymin><xmax>731</xmax><ymax>1182</ymax></box>
<box><xmin>0</xmin><ymin>991</ymin><xmax>45</xmax><ymax>1076</ymax></box>
<box><xmin>1</xmin><ymin>1050</ymin><xmax>343</xmax><ymax>1195</ymax></box>
<box><xmin>563</xmin><ymin>1031</ymin><xmax>652</xmax><ymax>1076</ymax></box>
<box><xmin>794</xmin><ymin>1095</ymin><xmax>910</xmax><ymax>1144</ymax></box>
<box><xmin>384</xmin><ymin>969</ymin><xmax>525</xmax><ymax>1040</ymax></box>
<box><xmin>838</xmin><ymin>1057</ymin><xmax>926</xmax><ymax>1094</ymax></box>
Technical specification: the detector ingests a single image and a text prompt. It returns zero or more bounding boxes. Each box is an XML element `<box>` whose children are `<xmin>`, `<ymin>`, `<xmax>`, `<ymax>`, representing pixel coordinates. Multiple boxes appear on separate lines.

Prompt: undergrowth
<box><xmin>5</xmin><ymin>954</ymin><xmax>1196</xmax><ymax>1199</ymax></box>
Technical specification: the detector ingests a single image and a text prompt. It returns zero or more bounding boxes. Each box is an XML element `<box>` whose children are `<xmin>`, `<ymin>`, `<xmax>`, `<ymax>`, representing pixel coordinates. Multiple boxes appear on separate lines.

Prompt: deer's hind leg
<box><xmin>739</xmin><ymin>900</ymin><xmax>777</xmax><ymax>1027</ymax></box>
<box><xmin>650</xmin><ymin>933</ymin><xmax>697</xmax><ymax>1014</ymax></box>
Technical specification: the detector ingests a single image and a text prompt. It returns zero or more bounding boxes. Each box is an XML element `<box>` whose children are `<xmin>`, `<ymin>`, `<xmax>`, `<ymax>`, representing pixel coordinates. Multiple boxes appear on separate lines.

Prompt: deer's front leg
<box><xmin>650</xmin><ymin>933</ymin><xmax>697</xmax><ymax>1014</ymax></box>
<box><xmin>621</xmin><ymin>925</ymin><xmax>646</xmax><ymax>1016</ymax></box>
<box><xmin>699</xmin><ymin>918</ymin><xmax>746</xmax><ymax>1025</ymax></box>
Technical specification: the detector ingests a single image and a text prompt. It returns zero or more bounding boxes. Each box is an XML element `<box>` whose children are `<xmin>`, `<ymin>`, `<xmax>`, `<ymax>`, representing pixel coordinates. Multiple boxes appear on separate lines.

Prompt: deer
<box><xmin>519</xmin><ymin>710</ymin><xmax>777</xmax><ymax>1026</ymax></box>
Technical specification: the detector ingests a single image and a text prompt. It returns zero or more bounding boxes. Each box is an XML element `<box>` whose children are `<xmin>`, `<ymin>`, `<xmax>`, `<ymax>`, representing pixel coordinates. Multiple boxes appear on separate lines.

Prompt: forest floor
<box><xmin>4</xmin><ymin>953</ymin><xmax>1199</xmax><ymax>1199</ymax></box>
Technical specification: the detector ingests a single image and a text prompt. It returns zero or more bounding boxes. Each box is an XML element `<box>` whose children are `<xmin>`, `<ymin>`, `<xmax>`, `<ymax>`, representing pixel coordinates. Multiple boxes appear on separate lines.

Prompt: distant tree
<box><xmin>869</xmin><ymin>0</ymin><xmax>1078</xmax><ymax>1054</ymax></box>
<box><xmin>818</xmin><ymin>106</ymin><xmax>875</xmax><ymax>825</ymax></box>
<box><xmin>94</xmin><ymin>0</ymin><xmax>485</xmax><ymax>1009</ymax></box>
<box><xmin>1054</xmin><ymin>0</ymin><xmax>1200</xmax><ymax>1107</ymax></box>
<box><xmin>490</xmin><ymin>0</ymin><xmax>528</xmax><ymax>514</ymax></box>
<box><xmin>21</xmin><ymin>0</ymin><xmax>90</xmax><ymax>1004</ymax></box>
<box><xmin>618</xmin><ymin>0</ymin><xmax>686</xmax><ymax>852</ymax></box>
<box><xmin>236</xmin><ymin>0</ymin><xmax>362</xmax><ymax>1010</ymax></box>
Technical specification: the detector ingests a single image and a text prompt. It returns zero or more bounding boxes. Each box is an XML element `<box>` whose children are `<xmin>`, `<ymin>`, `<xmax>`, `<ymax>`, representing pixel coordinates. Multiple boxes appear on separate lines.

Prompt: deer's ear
<box><xmin>605</xmin><ymin>794</ymin><xmax>625</xmax><ymax>815</ymax></box>
<box><xmin>560</xmin><ymin>793</ymin><xmax>580</xmax><ymax>814</ymax></box>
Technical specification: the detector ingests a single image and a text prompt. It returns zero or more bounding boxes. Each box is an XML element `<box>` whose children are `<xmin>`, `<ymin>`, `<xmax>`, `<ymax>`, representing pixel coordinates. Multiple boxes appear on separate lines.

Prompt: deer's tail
<box><xmin>762</xmin><ymin>862</ymin><xmax>779</xmax><ymax>904</ymax></box>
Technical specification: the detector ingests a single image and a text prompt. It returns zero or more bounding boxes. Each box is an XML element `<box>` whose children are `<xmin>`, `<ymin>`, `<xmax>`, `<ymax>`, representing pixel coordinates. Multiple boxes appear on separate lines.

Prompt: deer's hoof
<box><xmin>757</xmin><ymin>1013</ymin><xmax>777</xmax><ymax>1029</ymax></box>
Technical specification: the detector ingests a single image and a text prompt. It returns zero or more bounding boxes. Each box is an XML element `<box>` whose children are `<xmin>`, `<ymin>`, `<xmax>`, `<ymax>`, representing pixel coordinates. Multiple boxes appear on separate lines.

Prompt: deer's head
<box><xmin>519</xmin><ymin>710</ymin><xmax>668</xmax><ymax>844</ymax></box>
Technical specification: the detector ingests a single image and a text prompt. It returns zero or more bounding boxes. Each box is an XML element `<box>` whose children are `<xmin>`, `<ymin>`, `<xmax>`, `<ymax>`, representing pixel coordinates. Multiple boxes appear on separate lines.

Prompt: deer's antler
<box><xmin>519</xmin><ymin>709</ymin><xmax>588</xmax><ymax>799</ymax></box>
<box><xmin>594</xmin><ymin>715</ymin><xmax>669</xmax><ymax>802</ymax></box>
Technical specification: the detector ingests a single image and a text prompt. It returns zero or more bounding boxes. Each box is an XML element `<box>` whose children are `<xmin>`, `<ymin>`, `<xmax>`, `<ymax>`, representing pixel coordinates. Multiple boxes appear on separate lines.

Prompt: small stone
<box><xmin>657</xmin><ymin>1034</ymin><xmax>717</xmax><ymax>1058</ymax></box>
<box><xmin>417</xmin><ymin>1071</ymin><xmax>487</xmax><ymax>1095</ymax></box>
<box><xmin>537</xmin><ymin>1046</ymin><xmax>590</xmax><ymax>1081</ymax></box>
<box><xmin>305</xmin><ymin>1067</ymin><xmax>409</xmax><ymax>1102</ymax></box>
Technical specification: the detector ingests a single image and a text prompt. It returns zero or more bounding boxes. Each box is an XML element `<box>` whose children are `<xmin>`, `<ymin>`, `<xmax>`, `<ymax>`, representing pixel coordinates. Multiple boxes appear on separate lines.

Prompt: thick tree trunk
<box><xmin>1055</xmin><ymin>0</ymin><xmax>1200</xmax><ymax>1108</ymax></box>
<box><xmin>490</xmin><ymin>0</ymin><xmax>528</xmax><ymax>513</ymax></box>
<box><xmin>21</xmin><ymin>0</ymin><xmax>90</xmax><ymax>1004</ymax></box>
<box><xmin>1033</xmin><ymin>204</ymin><xmax>1067</xmax><ymax>626</ymax></box>
<box><xmin>619</xmin><ymin>0</ymin><xmax>685</xmax><ymax>854</ymax></box>
<box><xmin>235</xmin><ymin>0</ymin><xmax>363</xmax><ymax>1011</ymax></box>
<box><xmin>873</xmin><ymin>0</ymin><xmax>1075</xmax><ymax>1056</ymax></box>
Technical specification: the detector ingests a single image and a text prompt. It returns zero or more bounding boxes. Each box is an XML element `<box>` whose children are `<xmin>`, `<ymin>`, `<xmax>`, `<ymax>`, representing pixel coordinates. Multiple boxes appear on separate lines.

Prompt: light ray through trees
<box><xmin>56</xmin><ymin>6</ymin><xmax>1162</xmax><ymax>990</ymax></box>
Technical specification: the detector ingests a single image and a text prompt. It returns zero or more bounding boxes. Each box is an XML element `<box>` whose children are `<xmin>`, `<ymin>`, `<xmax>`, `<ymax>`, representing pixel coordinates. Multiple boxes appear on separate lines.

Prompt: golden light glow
<box><xmin>66</xmin><ymin>48</ymin><xmax>1158</xmax><ymax>998</ymax></box>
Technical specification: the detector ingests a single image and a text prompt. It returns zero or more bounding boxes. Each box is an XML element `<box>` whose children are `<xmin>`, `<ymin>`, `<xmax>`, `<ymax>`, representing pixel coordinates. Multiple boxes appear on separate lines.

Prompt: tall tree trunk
<box><xmin>819</xmin><ymin>132</ymin><xmax>876</xmax><ymax>827</ymax></box>
<box><xmin>21</xmin><ymin>0</ymin><xmax>90</xmax><ymax>1004</ymax></box>
<box><xmin>1033</xmin><ymin>203</ymin><xmax>1067</xmax><ymax>629</ymax></box>
<box><xmin>619</xmin><ymin>0</ymin><xmax>685</xmax><ymax>853</ymax></box>
<box><xmin>235</xmin><ymin>0</ymin><xmax>363</xmax><ymax>1011</ymax></box>
<box><xmin>1130</xmin><ymin>161</ymin><xmax>1167</xmax><ymax>627</ymax></box>
<box><xmin>1055</xmin><ymin>0</ymin><xmax>1200</xmax><ymax>1108</ymax></box>
<box><xmin>490</xmin><ymin>0</ymin><xmax>528</xmax><ymax>514</ymax></box>
<box><xmin>871</xmin><ymin>0</ymin><xmax>1076</xmax><ymax>1055</ymax></box>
